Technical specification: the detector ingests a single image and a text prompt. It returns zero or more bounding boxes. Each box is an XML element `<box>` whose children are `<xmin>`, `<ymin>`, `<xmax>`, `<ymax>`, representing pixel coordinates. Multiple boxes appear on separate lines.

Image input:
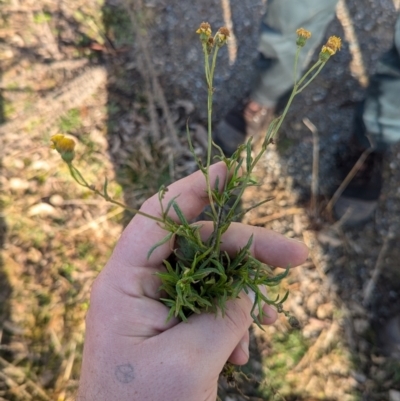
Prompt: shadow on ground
<box><xmin>0</xmin><ymin>66</ymin><xmax>13</xmax><ymax>383</ymax></box>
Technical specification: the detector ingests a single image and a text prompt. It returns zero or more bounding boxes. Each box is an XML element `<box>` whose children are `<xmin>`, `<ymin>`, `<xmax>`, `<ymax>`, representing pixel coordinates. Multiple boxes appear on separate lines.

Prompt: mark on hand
<box><xmin>115</xmin><ymin>363</ymin><xmax>135</xmax><ymax>383</ymax></box>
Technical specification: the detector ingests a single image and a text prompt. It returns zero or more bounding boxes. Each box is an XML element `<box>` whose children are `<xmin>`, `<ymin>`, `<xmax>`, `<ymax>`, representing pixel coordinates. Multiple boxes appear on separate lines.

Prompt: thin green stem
<box><xmin>293</xmin><ymin>46</ymin><xmax>301</xmax><ymax>84</ymax></box>
<box><xmin>224</xmin><ymin>173</ymin><xmax>251</xmax><ymax>224</ymax></box>
<box><xmin>202</xmin><ymin>43</ymin><xmax>211</xmax><ymax>86</ymax></box>
<box><xmin>268</xmin><ymin>88</ymin><xmax>297</xmax><ymax>141</ymax></box>
<box><xmin>296</xmin><ymin>60</ymin><xmax>323</xmax><ymax>88</ymax></box>
<box><xmin>264</xmin><ymin>59</ymin><xmax>324</xmax><ymax>143</ymax></box>
<box><xmin>204</xmin><ymin>45</ymin><xmax>221</xmax><ymax>220</ymax></box>
<box><xmin>67</xmin><ymin>163</ymin><xmax>164</xmax><ymax>223</ymax></box>
<box><xmin>296</xmin><ymin>62</ymin><xmax>325</xmax><ymax>93</ymax></box>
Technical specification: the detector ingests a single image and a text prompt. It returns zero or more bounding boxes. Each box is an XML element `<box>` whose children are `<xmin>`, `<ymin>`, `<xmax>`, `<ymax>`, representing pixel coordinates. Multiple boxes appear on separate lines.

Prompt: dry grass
<box><xmin>0</xmin><ymin>1</ymin><xmax>134</xmax><ymax>399</ymax></box>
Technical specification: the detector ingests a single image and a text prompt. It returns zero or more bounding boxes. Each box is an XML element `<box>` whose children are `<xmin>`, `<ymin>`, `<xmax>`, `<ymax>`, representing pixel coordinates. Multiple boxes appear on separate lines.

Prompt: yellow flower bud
<box><xmin>216</xmin><ymin>26</ymin><xmax>230</xmax><ymax>45</ymax></box>
<box><xmin>50</xmin><ymin>134</ymin><xmax>76</xmax><ymax>163</ymax></box>
<box><xmin>196</xmin><ymin>22</ymin><xmax>212</xmax><ymax>42</ymax></box>
<box><xmin>326</xmin><ymin>36</ymin><xmax>342</xmax><ymax>54</ymax></box>
<box><xmin>319</xmin><ymin>36</ymin><xmax>342</xmax><ymax>63</ymax></box>
<box><xmin>296</xmin><ymin>28</ymin><xmax>311</xmax><ymax>47</ymax></box>
<box><xmin>319</xmin><ymin>35</ymin><xmax>341</xmax><ymax>61</ymax></box>
<box><xmin>50</xmin><ymin>134</ymin><xmax>65</xmax><ymax>149</ymax></box>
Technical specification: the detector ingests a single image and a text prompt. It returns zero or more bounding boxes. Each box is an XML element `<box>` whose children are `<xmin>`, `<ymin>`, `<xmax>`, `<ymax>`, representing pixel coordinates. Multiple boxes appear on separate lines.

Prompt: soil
<box><xmin>1</xmin><ymin>0</ymin><xmax>400</xmax><ymax>400</ymax></box>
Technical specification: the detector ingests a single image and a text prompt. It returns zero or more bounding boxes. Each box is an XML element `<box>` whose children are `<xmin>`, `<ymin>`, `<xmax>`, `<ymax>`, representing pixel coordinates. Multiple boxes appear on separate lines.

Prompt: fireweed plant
<box><xmin>51</xmin><ymin>26</ymin><xmax>341</xmax><ymax>329</ymax></box>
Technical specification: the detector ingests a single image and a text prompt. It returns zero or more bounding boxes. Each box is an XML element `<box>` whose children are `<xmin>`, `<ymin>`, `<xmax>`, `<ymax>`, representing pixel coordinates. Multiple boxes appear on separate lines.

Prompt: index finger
<box><xmin>112</xmin><ymin>162</ymin><xmax>229</xmax><ymax>267</ymax></box>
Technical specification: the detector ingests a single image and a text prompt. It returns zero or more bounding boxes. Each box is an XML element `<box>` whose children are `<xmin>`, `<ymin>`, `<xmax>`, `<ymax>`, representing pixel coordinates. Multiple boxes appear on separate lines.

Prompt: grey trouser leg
<box><xmin>251</xmin><ymin>1</ymin><xmax>400</xmax><ymax>149</ymax></box>
<box><xmin>251</xmin><ymin>0</ymin><xmax>338</xmax><ymax>107</ymax></box>
<box><xmin>361</xmin><ymin>15</ymin><xmax>400</xmax><ymax>150</ymax></box>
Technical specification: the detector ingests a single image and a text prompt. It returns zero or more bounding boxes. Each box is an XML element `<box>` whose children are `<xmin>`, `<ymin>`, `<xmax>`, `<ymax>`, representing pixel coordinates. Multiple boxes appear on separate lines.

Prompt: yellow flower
<box><xmin>296</xmin><ymin>28</ymin><xmax>311</xmax><ymax>47</ymax></box>
<box><xmin>319</xmin><ymin>36</ymin><xmax>341</xmax><ymax>62</ymax></box>
<box><xmin>326</xmin><ymin>36</ymin><xmax>342</xmax><ymax>53</ymax></box>
<box><xmin>50</xmin><ymin>134</ymin><xmax>76</xmax><ymax>162</ymax></box>
<box><xmin>196</xmin><ymin>22</ymin><xmax>212</xmax><ymax>37</ymax></box>
<box><xmin>218</xmin><ymin>27</ymin><xmax>230</xmax><ymax>41</ymax></box>
<box><xmin>50</xmin><ymin>134</ymin><xmax>65</xmax><ymax>149</ymax></box>
<box><xmin>215</xmin><ymin>26</ymin><xmax>230</xmax><ymax>47</ymax></box>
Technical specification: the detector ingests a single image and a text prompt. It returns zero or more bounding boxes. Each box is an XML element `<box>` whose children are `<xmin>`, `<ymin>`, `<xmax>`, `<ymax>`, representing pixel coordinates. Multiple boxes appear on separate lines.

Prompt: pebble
<box><xmin>28</xmin><ymin>202</ymin><xmax>57</xmax><ymax>217</ymax></box>
<box><xmin>306</xmin><ymin>292</ymin><xmax>325</xmax><ymax>316</ymax></box>
<box><xmin>27</xmin><ymin>247</ymin><xmax>42</xmax><ymax>264</ymax></box>
<box><xmin>9</xmin><ymin>177</ymin><xmax>30</xmax><ymax>191</ymax></box>
<box><xmin>317</xmin><ymin>303</ymin><xmax>334</xmax><ymax>320</ymax></box>
<box><xmin>389</xmin><ymin>390</ymin><xmax>400</xmax><ymax>401</ymax></box>
<box><xmin>49</xmin><ymin>194</ymin><xmax>64</xmax><ymax>206</ymax></box>
<box><xmin>303</xmin><ymin>318</ymin><xmax>326</xmax><ymax>338</ymax></box>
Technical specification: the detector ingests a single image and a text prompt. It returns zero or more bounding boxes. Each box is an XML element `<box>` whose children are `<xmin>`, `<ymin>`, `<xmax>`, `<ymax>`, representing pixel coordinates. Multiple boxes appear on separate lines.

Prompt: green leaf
<box><xmin>164</xmin><ymin>196</ymin><xmax>179</xmax><ymax>218</ymax></box>
<box><xmin>172</xmin><ymin>201</ymin><xmax>189</xmax><ymax>226</ymax></box>
<box><xmin>246</xmin><ymin>138</ymin><xmax>252</xmax><ymax>172</ymax></box>
<box><xmin>147</xmin><ymin>232</ymin><xmax>174</xmax><ymax>259</ymax></box>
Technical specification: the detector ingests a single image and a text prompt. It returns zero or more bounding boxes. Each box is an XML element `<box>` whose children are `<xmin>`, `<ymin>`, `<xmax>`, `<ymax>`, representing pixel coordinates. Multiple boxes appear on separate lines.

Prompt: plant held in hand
<box><xmin>51</xmin><ymin>24</ymin><xmax>340</xmax><ymax>328</ymax></box>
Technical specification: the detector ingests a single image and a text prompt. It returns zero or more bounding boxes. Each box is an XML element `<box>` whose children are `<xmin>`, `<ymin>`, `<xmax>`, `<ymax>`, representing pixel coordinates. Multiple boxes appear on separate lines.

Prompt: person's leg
<box><xmin>334</xmin><ymin>13</ymin><xmax>400</xmax><ymax>225</ymax></box>
<box><xmin>251</xmin><ymin>0</ymin><xmax>339</xmax><ymax>107</ymax></box>
<box><xmin>359</xmin><ymin>14</ymin><xmax>400</xmax><ymax>151</ymax></box>
<box><xmin>214</xmin><ymin>0</ymin><xmax>338</xmax><ymax>156</ymax></box>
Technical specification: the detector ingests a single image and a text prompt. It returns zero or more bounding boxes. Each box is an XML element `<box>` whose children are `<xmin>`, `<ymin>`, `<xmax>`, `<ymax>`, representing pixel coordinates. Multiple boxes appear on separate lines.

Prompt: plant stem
<box><xmin>67</xmin><ymin>163</ymin><xmax>164</xmax><ymax>223</ymax></box>
<box><xmin>296</xmin><ymin>62</ymin><xmax>325</xmax><ymax>93</ymax></box>
<box><xmin>204</xmin><ymin>44</ymin><xmax>221</xmax><ymax>219</ymax></box>
<box><xmin>268</xmin><ymin>59</ymin><xmax>324</xmax><ymax>141</ymax></box>
<box><xmin>293</xmin><ymin>46</ymin><xmax>301</xmax><ymax>84</ymax></box>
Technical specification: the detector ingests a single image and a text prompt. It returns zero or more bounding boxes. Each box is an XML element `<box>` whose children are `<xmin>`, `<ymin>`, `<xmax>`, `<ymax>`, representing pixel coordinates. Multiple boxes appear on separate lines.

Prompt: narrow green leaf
<box><xmin>280</xmin><ymin>290</ymin><xmax>289</xmax><ymax>304</ymax></box>
<box><xmin>147</xmin><ymin>232</ymin><xmax>174</xmax><ymax>259</ymax></box>
<box><xmin>246</xmin><ymin>138</ymin><xmax>252</xmax><ymax>172</ymax></box>
<box><xmin>172</xmin><ymin>201</ymin><xmax>189</xmax><ymax>226</ymax></box>
<box><xmin>164</xmin><ymin>196</ymin><xmax>179</xmax><ymax>218</ymax></box>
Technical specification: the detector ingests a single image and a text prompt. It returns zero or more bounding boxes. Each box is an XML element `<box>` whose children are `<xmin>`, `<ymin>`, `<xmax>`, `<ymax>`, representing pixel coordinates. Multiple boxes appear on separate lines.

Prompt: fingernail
<box><xmin>239</xmin><ymin>340</ymin><xmax>249</xmax><ymax>358</ymax></box>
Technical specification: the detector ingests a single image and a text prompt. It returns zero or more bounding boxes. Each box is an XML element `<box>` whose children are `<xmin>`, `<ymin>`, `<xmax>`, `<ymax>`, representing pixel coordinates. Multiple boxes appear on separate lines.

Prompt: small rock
<box><xmin>49</xmin><ymin>194</ymin><xmax>64</xmax><ymax>206</ymax></box>
<box><xmin>293</xmin><ymin>214</ymin><xmax>304</xmax><ymax>235</ymax></box>
<box><xmin>302</xmin><ymin>318</ymin><xmax>326</xmax><ymax>338</ymax></box>
<box><xmin>0</xmin><ymin>48</ymin><xmax>14</xmax><ymax>59</ymax></box>
<box><xmin>31</xmin><ymin>160</ymin><xmax>51</xmax><ymax>170</ymax></box>
<box><xmin>389</xmin><ymin>390</ymin><xmax>400</xmax><ymax>401</ymax></box>
<box><xmin>316</xmin><ymin>303</ymin><xmax>334</xmax><ymax>320</ymax></box>
<box><xmin>351</xmin><ymin>371</ymin><xmax>367</xmax><ymax>383</ymax></box>
<box><xmin>306</xmin><ymin>292</ymin><xmax>325</xmax><ymax>316</ymax></box>
<box><xmin>28</xmin><ymin>202</ymin><xmax>57</xmax><ymax>217</ymax></box>
<box><xmin>9</xmin><ymin>177</ymin><xmax>30</xmax><ymax>191</ymax></box>
<box><xmin>27</xmin><ymin>247</ymin><xmax>42</xmax><ymax>264</ymax></box>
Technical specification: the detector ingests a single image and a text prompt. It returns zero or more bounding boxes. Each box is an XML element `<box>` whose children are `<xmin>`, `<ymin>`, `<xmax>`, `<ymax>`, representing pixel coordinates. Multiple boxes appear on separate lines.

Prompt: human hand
<box><xmin>77</xmin><ymin>162</ymin><xmax>308</xmax><ymax>401</ymax></box>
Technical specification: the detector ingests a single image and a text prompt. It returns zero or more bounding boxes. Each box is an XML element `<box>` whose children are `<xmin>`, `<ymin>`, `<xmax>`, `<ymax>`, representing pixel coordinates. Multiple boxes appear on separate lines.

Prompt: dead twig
<box><xmin>326</xmin><ymin>147</ymin><xmax>373</xmax><ymax>213</ymax></box>
<box><xmin>69</xmin><ymin>207</ymin><xmax>124</xmax><ymax>236</ymax></box>
<box><xmin>363</xmin><ymin>229</ymin><xmax>395</xmax><ymax>306</ymax></box>
<box><xmin>0</xmin><ymin>356</ymin><xmax>51</xmax><ymax>401</ymax></box>
<box><xmin>303</xmin><ymin>117</ymin><xmax>319</xmax><ymax>218</ymax></box>
<box><xmin>248</xmin><ymin>207</ymin><xmax>303</xmax><ymax>225</ymax></box>
<box><xmin>220</xmin><ymin>0</ymin><xmax>238</xmax><ymax>65</ymax></box>
<box><xmin>294</xmin><ymin>322</ymin><xmax>340</xmax><ymax>372</ymax></box>
<box><xmin>336</xmin><ymin>0</ymin><xmax>369</xmax><ymax>87</ymax></box>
